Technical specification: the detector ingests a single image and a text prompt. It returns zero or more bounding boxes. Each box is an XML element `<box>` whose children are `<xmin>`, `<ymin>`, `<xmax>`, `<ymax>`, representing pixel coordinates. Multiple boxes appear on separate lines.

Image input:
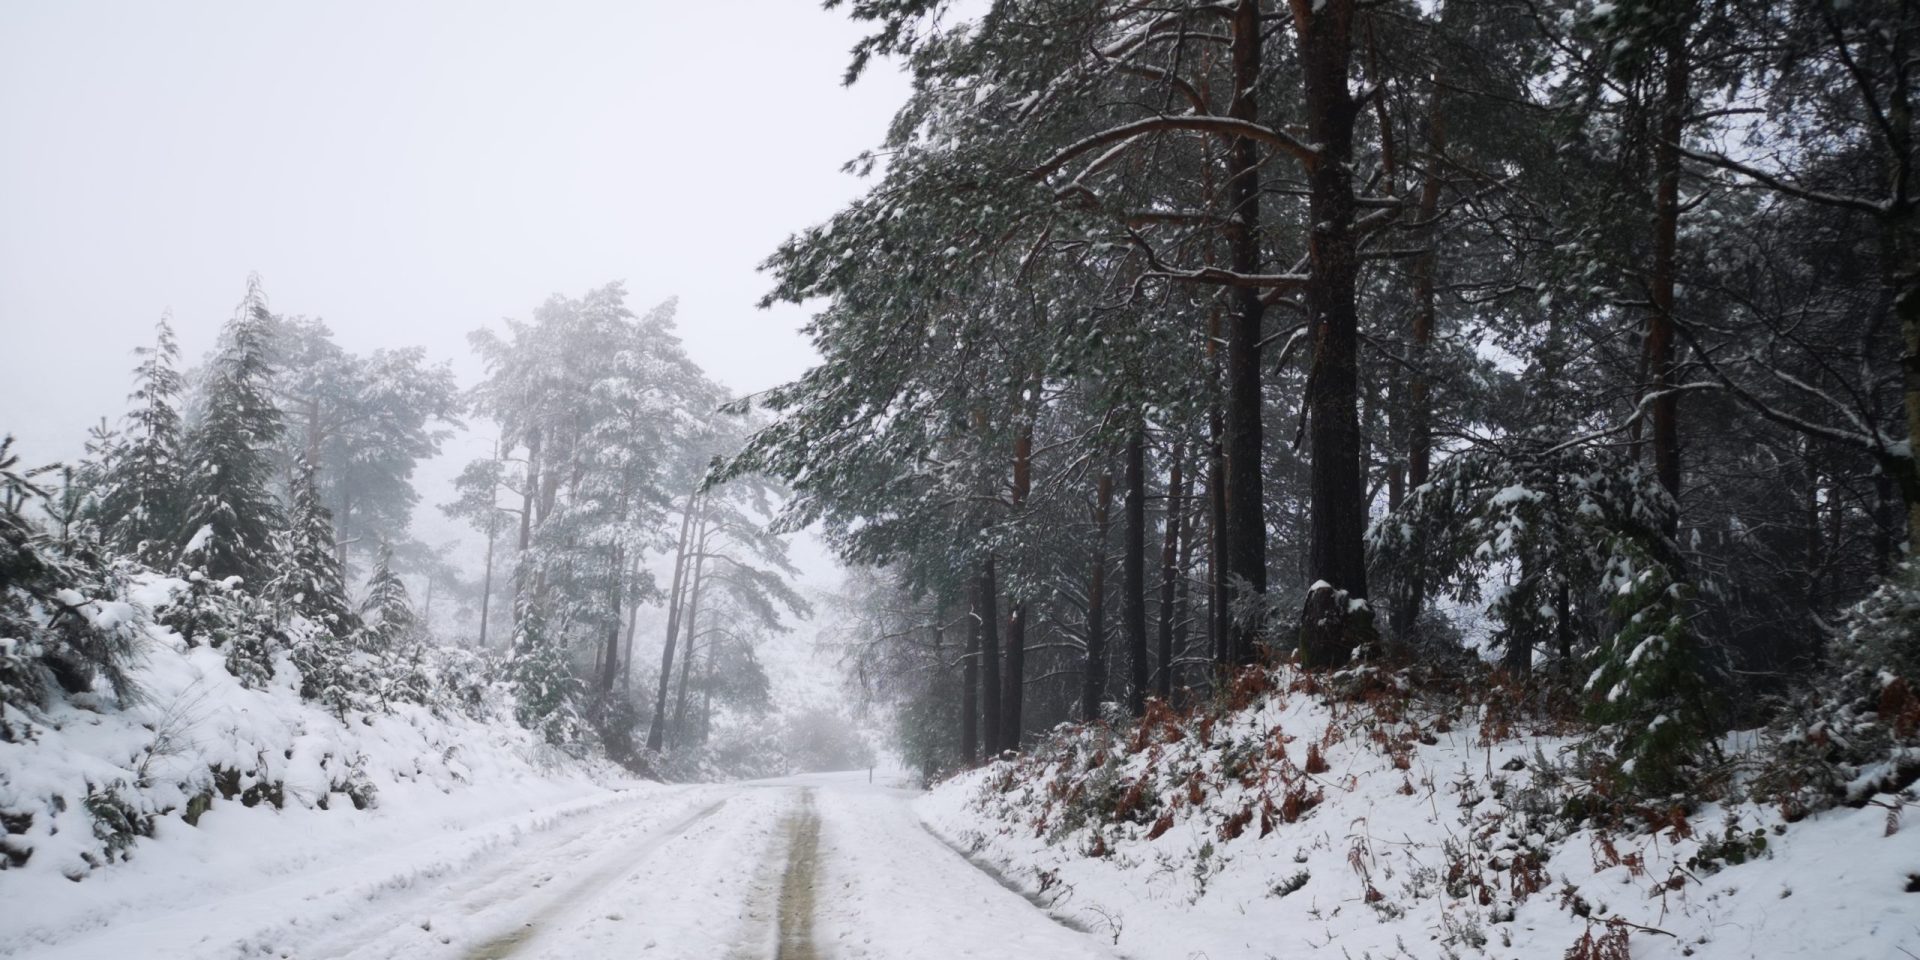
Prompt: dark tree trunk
<box><xmin>1173</xmin><ymin>476</ymin><xmax>1198</xmax><ymax>702</ymax></box>
<box><xmin>1084</xmin><ymin>471</ymin><xmax>1113</xmax><ymax>722</ymax></box>
<box><xmin>645</xmin><ymin>491</ymin><xmax>702</xmax><ymax>752</ymax></box>
<box><xmin>1222</xmin><ymin>0</ymin><xmax>1270</xmax><ymax>666</ymax></box>
<box><xmin>977</xmin><ymin>556</ymin><xmax>1002</xmax><ymax>754</ymax></box>
<box><xmin>1394</xmin><ymin>74</ymin><xmax>1447</xmax><ymax>648</ymax></box>
<box><xmin>699</xmin><ymin>640</ymin><xmax>717</xmax><ymax>745</ymax></box>
<box><xmin>1124</xmin><ymin>427</ymin><xmax>1150</xmax><ymax>716</ymax></box>
<box><xmin>1296</xmin><ymin>0</ymin><xmax>1370</xmax><ymax>670</ymax></box>
<box><xmin>599</xmin><ymin>544</ymin><xmax>623</xmax><ymax>693</ymax></box>
<box><xmin>1207</xmin><ymin>313</ymin><xmax>1231</xmax><ymax>675</ymax></box>
<box><xmin>620</xmin><ymin>552</ymin><xmax>641</xmax><ymax>689</ymax></box>
<box><xmin>1647</xmin><ymin>9</ymin><xmax>1691</xmax><ymax>528</ymax></box>
<box><xmin>1157</xmin><ymin>443</ymin><xmax>1186</xmax><ymax>701</ymax></box>
<box><xmin>1002</xmin><ymin>422</ymin><xmax>1032</xmax><ymax>747</ymax></box>
<box><xmin>962</xmin><ymin>595</ymin><xmax>979</xmax><ymax>764</ymax></box>
<box><xmin>670</xmin><ymin>524</ymin><xmax>711</xmax><ymax>747</ymax></box>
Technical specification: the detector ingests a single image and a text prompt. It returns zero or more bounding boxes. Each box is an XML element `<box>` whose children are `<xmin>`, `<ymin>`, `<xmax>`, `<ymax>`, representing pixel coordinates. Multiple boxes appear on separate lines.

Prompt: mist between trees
<box><xmin>745</xmin><ymin>0</ymin><xmax>1919</xmax><ymax>810</ymax></box>
<box><xmin>4</xmin><ymin>0</ymin><xmax>1918</xmax><ymax>882</ymax></box>
<box><xmin>2</xmin><ymin>275</ymin><xmax>867</xmax><ymax>788</ymax></box>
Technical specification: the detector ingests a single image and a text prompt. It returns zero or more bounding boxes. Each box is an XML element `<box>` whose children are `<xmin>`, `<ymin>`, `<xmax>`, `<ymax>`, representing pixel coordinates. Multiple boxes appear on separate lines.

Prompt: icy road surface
<box><xmin>7</xmin><ymin>771</ymin><xmax>1118</xmax><ymax>960</ymax></box>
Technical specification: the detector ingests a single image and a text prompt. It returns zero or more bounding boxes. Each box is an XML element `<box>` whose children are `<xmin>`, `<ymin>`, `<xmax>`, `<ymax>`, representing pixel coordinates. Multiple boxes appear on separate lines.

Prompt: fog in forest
<box><xmin>3</xmin><ymin>2</ymin><xmax>1917</xmax><ymax>957</ymax></box>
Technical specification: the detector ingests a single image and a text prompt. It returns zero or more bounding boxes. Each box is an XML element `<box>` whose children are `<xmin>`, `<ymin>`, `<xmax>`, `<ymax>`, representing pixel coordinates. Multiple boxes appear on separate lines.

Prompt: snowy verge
<box><xmin>0</xmin><ymin>574</ymin><xmax>648</xmax><ymax>957</ymax></box>
<box><xmin>918</xmin><ymin>668</ymin><xmax>1920</xmax><ymax>959</ymax></box>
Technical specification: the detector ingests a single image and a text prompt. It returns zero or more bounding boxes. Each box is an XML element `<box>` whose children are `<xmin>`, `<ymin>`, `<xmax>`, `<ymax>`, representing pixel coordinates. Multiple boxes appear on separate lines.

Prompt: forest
<box><xmin>2</xmin><ymin>0</ymin><xmax>1917</xmax><ymax>957</ymax></box>
<box><xmin>754</xmin><ymin>0</ymin><xmax>1918</xmax><ymax>807</ymax></box>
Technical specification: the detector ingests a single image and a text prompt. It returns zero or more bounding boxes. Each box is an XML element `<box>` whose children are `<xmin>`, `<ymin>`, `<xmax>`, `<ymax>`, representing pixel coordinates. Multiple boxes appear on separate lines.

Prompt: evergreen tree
<box><xmin>0</xmin><ymin>437</ymin><xmax>142</xmax><ymax>728</ymax></box>
<box><xmin>276</xmin><ymin>461</ymin><xmax>356</xmax><ymax>635</ymax></box>
<box><xmin>177</xmin><ymin>277</ymin><xmax>285</xmax><ymax>584</ymax></box>
<box><xmin>359</xmin><ymin>541</ymin><xmax>416</xmax><ymax>648</ymax></box>
<box><xmin>96</xmin><ymin>317</ymin><xmax>186</xmax><ymax>566</ymax></box>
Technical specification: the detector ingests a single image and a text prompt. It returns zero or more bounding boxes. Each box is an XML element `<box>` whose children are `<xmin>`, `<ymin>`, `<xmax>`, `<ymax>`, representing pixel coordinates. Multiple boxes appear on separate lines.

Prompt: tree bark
<box><xmin>1157</xmin><ymin>443</ymin><xmax>1186</xmax><ymax>701</ymax></box>
<box><xmin>1296</xmin><ymin>0</ymin><xmax>1370</xmax><ymax>669</ymax></box>
<box><xmin>977</xmin><ymin>556</ymin><xmax>1002</xmax><ymax>754</ymax></box>
<box><xmin>1646</xmin><ymin>7</ymin><xmax>1691</xmax><ymax>527</ymax></box>
<box><xmin>962</xmin><ymin>592</ymin><xmax>979</xmax><ymax>764</ymax></box>
<box><xmin>1394</xmin><ymin>68</ymin><xmax>1447</xmax><ymax>649</ymax></box>
<box><xmin>1207</xmin><ymin>311</ymin><xmax>1231</xmax><ymax>676</ymax></box>
<box><xmin>645</xmin><ymin>490</ymin><xmax>702</xmax><ymax>752</ymax></box>
<box><xmin>599</xmin><ymin>544</ymin><xmax>623</xmax><ymax>693</ymax></box>
<box><xmin>1222</xmin><ymin>0</ymin><xmax>1270</xmax><ymax>666</ymax></box>
<box><xmin>670</xmin><ymin>521</ymin><xmax>712</xmax><ymax>747</ymax></box>
<box><xmin>1084</xmin><ymin>471</ymin><xmax>1113</xmax><ymax>722</ymax></box>
<box><xmin>1124</xmin><ymin>427</ymin><xmax>1150</xmax><ymax>715</ymax></box>
<box><xmin>1002</xmin><ymin>420</ymin><xmax>1032</xmax><ymax>747</ymax></box>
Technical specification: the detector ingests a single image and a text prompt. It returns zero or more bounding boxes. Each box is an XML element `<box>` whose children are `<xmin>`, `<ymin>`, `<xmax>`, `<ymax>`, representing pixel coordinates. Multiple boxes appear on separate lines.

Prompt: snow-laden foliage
<box><xmin>176</xmin><ymin>278</ymin><xmax>285</xmax><ymax>585</ymax></box>
<box><xmin>1372</xmin><ymin>437</ymin><xmax>1712</xmax><ymax>794</ymax></box>
<box><xmin>1765</xmin><ymin>563</ymin><xmax>1920</xmax><ymax>812</ymax></box>
<box><xmin>91</xmin><ymin>318</ymin><xmax>187</xmax><ymax>567</ymax></box>
<box><xmin>0</xmin><ymin>438</ymin><xmax>143</xmax><ymax>727</ymax></box>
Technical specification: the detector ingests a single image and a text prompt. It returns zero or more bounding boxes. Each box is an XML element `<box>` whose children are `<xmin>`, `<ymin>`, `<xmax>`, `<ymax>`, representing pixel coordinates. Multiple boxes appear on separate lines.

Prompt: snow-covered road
<box><xmin>7</xmin><ymin>771</ymin><xmax>1119</xmax><ymax>960</ymax></box>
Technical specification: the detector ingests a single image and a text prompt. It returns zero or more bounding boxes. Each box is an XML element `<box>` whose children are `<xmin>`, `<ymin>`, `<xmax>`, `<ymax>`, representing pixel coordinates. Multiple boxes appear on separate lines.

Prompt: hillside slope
<box><xmin>920</xmin><ymin>668</ymin><xmax>1919</xmax><ymax>959</ymax></box>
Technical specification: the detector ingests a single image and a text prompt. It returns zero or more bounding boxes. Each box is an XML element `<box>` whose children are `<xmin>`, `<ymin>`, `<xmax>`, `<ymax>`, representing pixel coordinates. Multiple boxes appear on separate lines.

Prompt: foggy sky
<box><xmin>0</xmin><ymin>0</ymin><xmax>906</xmax><ymax>457</ymax></box>
<box><xmin>0</xmin><ymin>2</ymin><xmax>909</xmax><ymax>582</ymax></box>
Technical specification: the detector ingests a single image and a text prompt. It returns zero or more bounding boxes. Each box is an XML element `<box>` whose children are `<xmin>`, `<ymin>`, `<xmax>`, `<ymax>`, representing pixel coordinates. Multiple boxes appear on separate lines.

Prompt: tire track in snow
<box><xmin>464</xmin><ymin>796</ymin><xmax>730</xmax><ymax>959</ymax></box>
<box><xmin>775</xmin><ymin>788</ymin><xmax>821</xmax><ymax>960</ymax></box>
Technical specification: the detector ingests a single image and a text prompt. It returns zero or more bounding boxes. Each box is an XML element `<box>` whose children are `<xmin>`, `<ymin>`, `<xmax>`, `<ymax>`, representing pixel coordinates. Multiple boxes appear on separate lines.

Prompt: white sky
<box><xmin>0</xmin><ymin>0</ymin><xmax>907</xmax><ymax>455</ymax></box>
<box><xmin>0</xmin><ymin>1</ymin><xmax>910</xmax><ymax>589</ymax></box>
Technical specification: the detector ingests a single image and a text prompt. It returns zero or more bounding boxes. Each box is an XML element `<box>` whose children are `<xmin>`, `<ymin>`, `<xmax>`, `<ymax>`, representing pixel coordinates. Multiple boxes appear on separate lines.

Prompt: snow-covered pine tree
<box><xmin>359</xmin><ymin>541</ymin><xmax>416</xmax><ymax>647</ymax></box>
<box><xmin>505</xmin><ymin>592</ymin><xmax>582</xmax><ymax>745</ymax></box>
<box><xmin>0</xmin><ymin>437</ymin><xmax>144</xmax><ymax>730</ymax></box>
<box><xmin>275</xmin><ymin>460</ymin><xmax>361</xmax><ymax>709</ymax></box>
<box><xmin>359</xmin><ymin>540</ymin><xmax>430</xmax><ymax>706</ymax></box>
<box><xmin>95</xmin><ymin>317</ymin><xmax>186</xmax><ymax>567</ymax></box>
<box><xmin>176</xmin><ymin>277</ymin><xmax>285</xmax><ymax>585</ymax></box>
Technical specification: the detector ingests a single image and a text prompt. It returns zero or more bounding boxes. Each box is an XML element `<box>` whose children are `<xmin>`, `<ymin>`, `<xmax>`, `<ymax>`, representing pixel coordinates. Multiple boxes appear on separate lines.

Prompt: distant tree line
<box><xmin>3</xmin><ymin>277</ymin><xmax>806</xmax><ymax>767</ymax></box>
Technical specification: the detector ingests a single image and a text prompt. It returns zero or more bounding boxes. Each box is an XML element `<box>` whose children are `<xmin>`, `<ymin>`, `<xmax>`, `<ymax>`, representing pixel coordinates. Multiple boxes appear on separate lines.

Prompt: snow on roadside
<box><xmin>918</xmin><ymin>668</ymin><xmax>1920</xmax><ymax>959</ymax></box>
<box><xmin>0</xmin><ymin>574</ymin><xmax>646</xmax><ymax>958</ymax></box>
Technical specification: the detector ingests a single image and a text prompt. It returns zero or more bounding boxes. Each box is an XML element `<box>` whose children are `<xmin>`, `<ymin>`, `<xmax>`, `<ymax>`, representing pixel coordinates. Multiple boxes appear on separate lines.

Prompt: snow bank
<box><xmin>0</xmin><ymin>575</ymin><xmax>642</xmax><ymax>955</ymax></box>
<box><xmin>919</xmin><ymin>667</ymin><xmax>1920</xmax><ymax>959</ymax></box>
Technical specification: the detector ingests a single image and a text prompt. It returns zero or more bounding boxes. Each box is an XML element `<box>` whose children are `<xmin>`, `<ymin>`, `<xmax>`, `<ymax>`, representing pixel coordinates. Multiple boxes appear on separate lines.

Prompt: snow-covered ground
<box><xmin>4</xmin><ymin>769</ymin><xmax>1133</xmax><ymax>960</ymax></box>
<box><xmin>916</xmin><ymin>669</ymin><xmax>1920</xmax><ymax>960</ymax></box>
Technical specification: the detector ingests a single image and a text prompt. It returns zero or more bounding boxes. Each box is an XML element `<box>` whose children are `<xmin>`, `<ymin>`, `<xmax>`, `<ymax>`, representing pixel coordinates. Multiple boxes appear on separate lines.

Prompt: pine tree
<box><xmin>177</xmin><ymin>278</ymin><xmax>284</xmax><ymax>584</ymax></box>
<box><xmin>0</xmin><ymin>437</ymin><xmax>142</xmax><ymax>726</ymax></box>
<box><xmin>359</xmin><ymin>541</ymin><xmax>416</xmax><ymax>648</ymax></box>
<box><xmin>277</xmin><ymin>461</ymin><xmax>356</xmax><ymax>635</ymax></box>
<box><xmin>97</xmin><ymin>317</ymin><xmax>186</xmax><ymax>566</ymax></box>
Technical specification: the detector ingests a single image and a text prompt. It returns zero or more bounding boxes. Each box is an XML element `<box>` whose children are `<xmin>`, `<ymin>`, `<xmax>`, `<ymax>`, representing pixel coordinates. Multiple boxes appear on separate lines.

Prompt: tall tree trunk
<box><xmin>1173</xmin><ymin>481</ymin><xmax>1199</xmax><ymax>702</ymax></box>
<box><xmin>599</xmin><ymin>544</ymin><xmax>624</xmax><ymax>694</ymax></box>
<box><xmin>1394</xmin><ymin>73</ymin><xmax>1447</xmax><ymax>649</ymax></box>
<box><xmin>962</xmin><ymin>593</ymin><xmax>979</xmax><ymax>764</ymax></box>
<box><xmin>1207</xmin><ymin>312</ymin><xmax>1231</xmax><ymax>675</ymax></box>
<box><xmin>977</xmin><ymin>556</ymin><xmax>1003</xmax><ymax>754</ymax></box>
<box><xmin>1124</xmin><ymin>427</ymin><xmax>1150</xmax><ymax>715</ymax></box>
<box><xmin>1157</xmin><ymin>443</ymin><xmax>1186</xmax><ymax>701</ymax></box>
<box><xmin>1646</xmin><ymin>7</ymin><xmax>1691</xmax><ymax>528</ymax></box>
<box><xmin>1222</xmin><ymin>0</ymin><xmax>1270</xmax><ymax>665</ymax></box>
<box><xmin>620</xmin><ymin>552</ymin><xmax>641</xmax><ymax>689</ymax></box>
<box><xmin>477</xmin><ymin>525</ymin><xmax>499</xmax><ymax>647</ymax></box>
<box><xmin>512</xmin><ymin>431</ymin><xmax>539</xmax><ymax>627</ymax></box>
<box><xmin>1880</xmin><ymin>25</ymin><xmax>1920</xmax><ymax>543</ymax></box>
<box><xmin>699</xmin><ymin>638</ymin><xmax>718</xmax><ymax>745</ymax></box>
<box><xmin>670</xmin><ymin>522</ymin><xmax>712</xmax><ymax>747</ymax></box>
<box><xmin>1002</xmin><ymin>420</ymin><xmax>1032</xmax><ymax>748</ymax></box>
<box><xmin>1084</xmin><ymin>471</ymin><xmax>1113</xmax><ymax>722</ymax></box>
<box><xmin>1296</xmin><ymin>0</ymin><xmax>1370</xmax><ymax>669</ymax></box>
<box><xmin>645</xmin><ymin>491</ymin><xmax>703</xmax><ymax>752</ymax></box>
